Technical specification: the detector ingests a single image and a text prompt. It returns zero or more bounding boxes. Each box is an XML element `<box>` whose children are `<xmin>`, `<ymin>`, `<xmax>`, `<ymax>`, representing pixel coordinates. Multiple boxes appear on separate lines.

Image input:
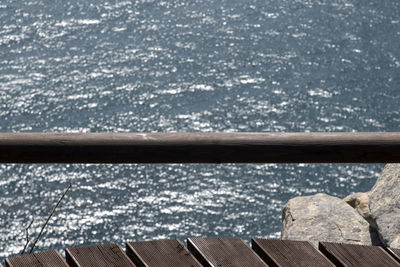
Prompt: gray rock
<box><xmin>281</xmin><ymin>193</ymin><xmax>375</xmax><ymax>247</ymax></box>
<box><xmin>343</xmin><ymin>192</ymin><xmax>376</xmax><ymax>227</ymax></box>
<box><xmin>369</xmin><ymin>164</ymin><xmax>400</xmax><ymax>248</ymax></box>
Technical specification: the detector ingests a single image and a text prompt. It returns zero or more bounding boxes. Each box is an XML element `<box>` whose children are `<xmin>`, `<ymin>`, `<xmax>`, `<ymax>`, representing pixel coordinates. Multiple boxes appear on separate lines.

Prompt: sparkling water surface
<box><xmin>0</xmin><ymin>0</ymin><xmax>399</xmax><ymax>260</ymax></box>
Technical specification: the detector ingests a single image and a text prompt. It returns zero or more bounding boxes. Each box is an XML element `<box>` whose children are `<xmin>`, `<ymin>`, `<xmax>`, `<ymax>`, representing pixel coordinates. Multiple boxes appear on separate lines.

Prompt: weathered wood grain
<box><xmin>319</xmin><ymin>242</ymin><xmax>400</xmax><ymax>267</ymax></box>
<box><xmin>385</xmin><ymin>247</ymin><xmax>400</xmax><ymax>263</ymax></box>
<box><xmin>126</xmin><ymin>239</ymin><xmax>201</xmax><ymax>267</ymax></box>
<box><xmin>5</xmin><ymin>250</ymin><xmax>68</xmax><ymax>267</ymax></box>
<box><xmin>252</xmin><ymin>239</ymin><xmax>334</xmax><ymax>267</ymax></box>
<box><xmin>187</xmin><ymin>237</ymin><xmax>267</xmax><ymax>267</ymax></box>
<box><xmin>0</xmin><ymin>132</ymin><xmax>400</xmax><ymax>163</ymax></box>
<box><xmin>65</xmin><ymin>244</ymin><xmax>136</xmax><ymax>267</ymax></box>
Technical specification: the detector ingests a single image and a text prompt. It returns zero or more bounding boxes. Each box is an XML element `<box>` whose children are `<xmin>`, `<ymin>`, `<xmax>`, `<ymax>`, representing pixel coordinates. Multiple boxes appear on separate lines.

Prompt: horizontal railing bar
<box><xmin>0</xmin><ymin>132</ymin><xmax>399</xmax><ymax>163</ymax></box>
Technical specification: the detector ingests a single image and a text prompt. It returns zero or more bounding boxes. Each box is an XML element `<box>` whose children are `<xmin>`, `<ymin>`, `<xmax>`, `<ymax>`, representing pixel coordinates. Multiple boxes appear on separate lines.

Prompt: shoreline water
<box><xmin>1</xmin><ymin>0</ymin><xmax>399</xmax><ymax>261</ymax></box>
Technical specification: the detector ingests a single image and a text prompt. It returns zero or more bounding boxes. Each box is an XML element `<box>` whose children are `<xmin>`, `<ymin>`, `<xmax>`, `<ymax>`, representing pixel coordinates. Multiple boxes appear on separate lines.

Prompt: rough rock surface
<box><xmin>281</xmin><ymin>193</ymin><xmax>375</xmax><ymax>247</ymax></box>
<box><xmin>343</xmin><ymin>192</ymin><xmax>375</xmax><ymax>227</ymax></box>
<box><xmin>369</xmin><ymin>164</ymin><xmax>400</xmax><ymax>248</ymax></box>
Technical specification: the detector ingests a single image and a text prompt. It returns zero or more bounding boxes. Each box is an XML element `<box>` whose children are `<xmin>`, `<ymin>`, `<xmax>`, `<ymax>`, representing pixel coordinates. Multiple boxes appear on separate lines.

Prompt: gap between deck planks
<box><xmin>6</xmin><ymin>238</ymin><xmax>400</xmax><ymax>267</ymax></box>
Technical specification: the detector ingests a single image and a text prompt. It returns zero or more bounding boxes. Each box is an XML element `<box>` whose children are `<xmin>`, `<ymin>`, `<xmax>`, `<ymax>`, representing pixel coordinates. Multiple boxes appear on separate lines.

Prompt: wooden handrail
<box><xmin>0</xmin><ymin>132</ymin><xmax>399</xmax><ymax>163</ymax></box>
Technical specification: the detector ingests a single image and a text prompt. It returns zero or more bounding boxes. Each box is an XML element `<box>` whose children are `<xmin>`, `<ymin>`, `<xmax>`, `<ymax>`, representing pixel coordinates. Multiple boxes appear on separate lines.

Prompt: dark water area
<box><xmin>0</xmin><ymin>0</ymin><xmax>399</xmax><ymax>260</ymax></box>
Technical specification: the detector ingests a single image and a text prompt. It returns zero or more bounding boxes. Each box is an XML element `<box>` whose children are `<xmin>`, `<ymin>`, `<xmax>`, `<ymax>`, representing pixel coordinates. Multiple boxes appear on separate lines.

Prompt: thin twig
<box><xmin>20</xmin><ymin>219</ymin><xmax>34</xmax><ymax>255</ymax></box>
<box><xmin>29</xmin><ymin>183</ymin><xmax>72</xmax><ymax>254</ymax></box>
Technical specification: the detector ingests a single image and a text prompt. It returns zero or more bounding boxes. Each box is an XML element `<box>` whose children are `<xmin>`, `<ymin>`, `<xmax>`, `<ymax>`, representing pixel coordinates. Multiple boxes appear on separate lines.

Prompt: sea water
<box><xmin>0</xmin><ymin>0</ymin><xmax>399</xmax><ymax>260</ymax></box>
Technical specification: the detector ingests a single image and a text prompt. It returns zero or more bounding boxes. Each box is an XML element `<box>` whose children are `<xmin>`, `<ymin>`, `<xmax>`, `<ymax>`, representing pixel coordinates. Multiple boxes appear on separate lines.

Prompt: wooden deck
<box><xmin>5</xmin><ymin>238</ymin><xmax>400</xmax><ymax>267</ymax></box>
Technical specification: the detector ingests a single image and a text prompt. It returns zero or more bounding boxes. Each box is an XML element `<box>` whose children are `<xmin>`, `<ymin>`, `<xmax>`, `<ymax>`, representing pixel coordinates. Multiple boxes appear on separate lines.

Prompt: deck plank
<box><xmin>65</xmin><ymin>244</ymin><xmax>136</xmax><ymax>267</ymax></box>
<box><xmin>5</xmin><ymin>250</ymin><xmax>68</xmax><ymax>267</ymax></box>
<box><xmin>319</xmin><ymin>242</ymin><xmax>400</xmax><ymax>267</ymax></box>
<box><xmin>252</xmin><ymin>239</ymin><xmax>334</xmax><ymax>267</ymax></box>
<box><xmin>126</xmin><ymin>239</ymin><xmax>201</xmax><ymax>267</ymax></box>
<box><xmin>385</xmin><ymin>248</ymin><xmax>400</xmax><ymax>263</ymax></box>
<box><xmin>187</xmin><ymin>237</ymin><xmax>267</xmax><ymax>267</ymax></box>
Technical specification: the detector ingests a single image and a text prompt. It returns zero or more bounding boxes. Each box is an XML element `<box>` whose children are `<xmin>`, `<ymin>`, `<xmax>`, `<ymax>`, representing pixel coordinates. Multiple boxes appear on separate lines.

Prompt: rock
<box><xmin>343</xmin><ymin>192</ymin><xmax>376</xmax><ymax>227</ymax></box>
<box><xmin>369</xmin><ymin>164</ymin><xmax>400</xmax><ymax>248</ymax></box>
<box><xmin>281</xmin><ymin>193</ymin><xmax>375</xmax><ymax>247</ymax></box>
